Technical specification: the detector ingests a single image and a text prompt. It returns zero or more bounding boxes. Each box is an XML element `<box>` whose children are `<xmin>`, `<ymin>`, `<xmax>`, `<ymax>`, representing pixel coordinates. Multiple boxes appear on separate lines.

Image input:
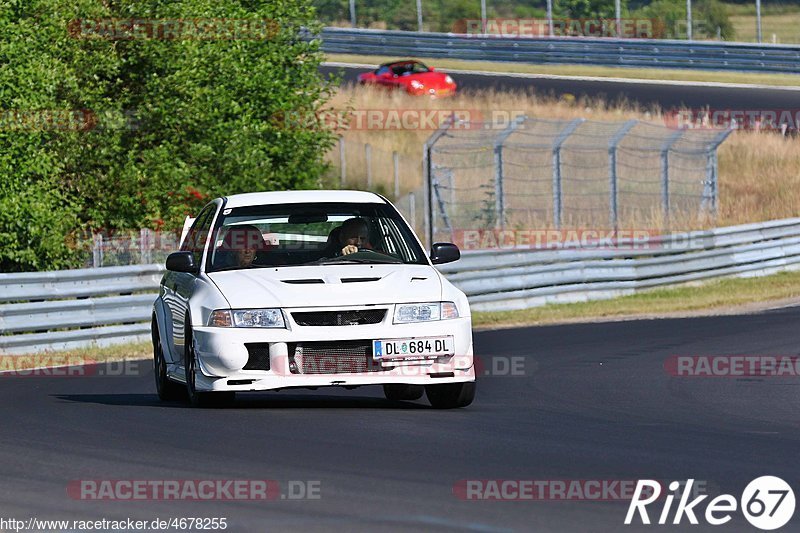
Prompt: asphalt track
<box><xmin>2</xmin><ymin>306</ymin><xmax>800</xmax><ymax>532</ymax></box>
<box><xmin>320</xmin><ymin>64</ymin><xmax>800</xmax><ymax>110</ymax></box>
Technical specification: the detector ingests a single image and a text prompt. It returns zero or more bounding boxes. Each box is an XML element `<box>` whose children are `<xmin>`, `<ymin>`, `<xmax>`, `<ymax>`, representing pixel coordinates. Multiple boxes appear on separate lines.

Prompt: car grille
<box><xmin>292</xmin><ymin>309</ymin><xmax>386</xmax><ymax>326</ymax></box>
<box><xmin>296</xmin><ymin>340</ymin><xmax>383</xmax><ymax>374</ymax></box>
<box><xmin>243</xmin><ymin>343</ymin><xmax>271</xmax><ymax>371</ymax></box>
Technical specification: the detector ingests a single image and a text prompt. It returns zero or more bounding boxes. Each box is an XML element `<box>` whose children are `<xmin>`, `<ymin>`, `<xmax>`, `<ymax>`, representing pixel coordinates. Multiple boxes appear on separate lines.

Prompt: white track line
<box><xmin>323</xmin><ymin>61</ymin><xmax>800</xmax><ymax>92</ymax></box>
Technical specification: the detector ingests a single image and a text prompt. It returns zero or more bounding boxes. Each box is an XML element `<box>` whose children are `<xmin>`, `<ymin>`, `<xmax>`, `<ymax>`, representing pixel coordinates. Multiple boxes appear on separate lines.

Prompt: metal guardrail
<box><xmin>320</xmin><ymin>27</ymin><xmax>800</xmax><ymax>74</ymax></box>
<box><xmin>3</xmin><ymin>218</ymin><xmax>800</xmax><ymax>353</ymax></box>
<box><xmin>438</xmin><ymin>217</ymin><xmax>800</xmax><ymax>311</ymax></box>
<box><xmin>0</xmin><ymin>265</ymin><xmax>163</xmax><ymax>354</ymax></box>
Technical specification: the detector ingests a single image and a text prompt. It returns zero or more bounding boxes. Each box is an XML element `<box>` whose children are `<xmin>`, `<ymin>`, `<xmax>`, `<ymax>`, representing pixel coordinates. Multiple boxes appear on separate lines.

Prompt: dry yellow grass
<box><xmin>325</xmin><ymin>84</ymin><xmax>800</xmax><ymax>231</ymax></box>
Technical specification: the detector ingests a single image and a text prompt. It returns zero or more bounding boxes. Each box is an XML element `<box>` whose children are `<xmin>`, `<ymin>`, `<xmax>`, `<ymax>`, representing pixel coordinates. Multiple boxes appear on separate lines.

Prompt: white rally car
<box><xmin>151</xmin><ymin>190</ymin><xmax>475</xmax><ymax>408</ymax></box>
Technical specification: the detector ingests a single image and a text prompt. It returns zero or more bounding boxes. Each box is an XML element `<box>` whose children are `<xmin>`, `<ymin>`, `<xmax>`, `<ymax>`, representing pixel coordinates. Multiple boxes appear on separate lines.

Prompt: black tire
<box><xmin>184</xmin><ymin>325</ymin><xmax>235</xmax><ymax>408</ymax></box>
<box><xmin>425</xmin><ymin>381</ymin><xmax>475</xmax><ymax>409</ymax></box>
<box><xmin>383</xmin><ymin>384</ymin><xmax>424</xmax><ymax>401</ymax></box>
<box><xmin>152</xmin><ymin>319</ymin><xmax>184</xmax><ymax>401</ymax></box>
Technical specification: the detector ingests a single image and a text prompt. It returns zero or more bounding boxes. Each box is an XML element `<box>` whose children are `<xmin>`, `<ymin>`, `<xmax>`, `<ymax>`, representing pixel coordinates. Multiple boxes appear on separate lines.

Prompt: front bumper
<box><xmin>190</xmin><ymin>314</ymin><xmax>474</xmax><ymax>392</ymax></box>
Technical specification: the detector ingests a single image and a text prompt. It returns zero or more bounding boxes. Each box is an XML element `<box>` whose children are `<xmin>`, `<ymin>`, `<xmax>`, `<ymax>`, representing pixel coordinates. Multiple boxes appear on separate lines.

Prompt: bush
<box><xmin>0</xmin><ymin>0</ymin><xmax>337</xmax><ymax>272</ymax></box>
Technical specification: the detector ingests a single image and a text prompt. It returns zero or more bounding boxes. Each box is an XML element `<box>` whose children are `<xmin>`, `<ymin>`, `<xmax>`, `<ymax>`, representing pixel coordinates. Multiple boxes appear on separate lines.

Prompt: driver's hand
<box><xmin>341</xmin><ymin>245</ymin><xmax>358</xmax><ymax>255</ymax></box>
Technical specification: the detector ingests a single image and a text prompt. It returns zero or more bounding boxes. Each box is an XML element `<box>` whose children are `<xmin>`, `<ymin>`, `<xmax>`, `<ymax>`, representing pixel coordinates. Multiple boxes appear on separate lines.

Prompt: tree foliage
<box><xmin>0</xmin><ymin>0</ymin><xmax>336</xmax><ymax>272</ymax></box>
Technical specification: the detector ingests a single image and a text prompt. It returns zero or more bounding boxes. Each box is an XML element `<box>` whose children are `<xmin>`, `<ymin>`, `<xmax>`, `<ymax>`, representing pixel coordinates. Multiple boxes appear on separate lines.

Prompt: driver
<box><xmin>338</xmin><ymin>217</ymin><xmax>372</xmax><ymax>256</ymax></box>
<box><xmin>217</xmin><ymin>225</ymin><xmax>269</xmax><ymax>268</ymax></box>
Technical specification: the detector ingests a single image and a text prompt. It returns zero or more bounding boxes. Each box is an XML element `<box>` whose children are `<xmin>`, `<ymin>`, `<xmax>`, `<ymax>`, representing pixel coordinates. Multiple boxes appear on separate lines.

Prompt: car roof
<box><xmin>222</xmin><ymin>190</ymin><xmax>387</xmax><ymax>209</ymax></box>
<box><xmin>379</xmin><ymin>59</ymin><xmax>424</xmax><ymax>67</ymax></box>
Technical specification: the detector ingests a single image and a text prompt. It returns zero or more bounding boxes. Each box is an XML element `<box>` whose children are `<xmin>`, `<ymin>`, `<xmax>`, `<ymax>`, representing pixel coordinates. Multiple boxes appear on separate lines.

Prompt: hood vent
<box><xmin>340</xmin><ymin>277</ymin><xmax>381</xmax><ymax>283</ymax></box>
<box><xmin>282</xmin><ymin>279</ymin><xmax>324</xmax><ymax>284</ymax></box>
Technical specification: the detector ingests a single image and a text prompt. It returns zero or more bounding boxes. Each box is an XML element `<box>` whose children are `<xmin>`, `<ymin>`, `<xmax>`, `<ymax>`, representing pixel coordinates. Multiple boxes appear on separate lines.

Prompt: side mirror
<box><xmin>166</xmin><ymin>251</ymin><xmax>198</xmax><ymax>273</ymax></box>
<box><xmin>429</xmin><ymin>66</ymin><xmax>436</xmax><ymax>71</ymax></box>
<box><xmin>430</xmin><ymin>243</ymin><xmax>460</xmax><ymax>265</ymax></box>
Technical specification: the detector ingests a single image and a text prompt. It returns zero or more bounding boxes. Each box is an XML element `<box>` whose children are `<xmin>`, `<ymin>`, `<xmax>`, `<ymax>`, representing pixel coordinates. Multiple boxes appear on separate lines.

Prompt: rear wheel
<box><xmin>152</xmin><ymin>319</ymin><xmax>184</xmax><ymax>401</ymax></box>
<box><xmin>425</xmin><ymin>381</ymin><xmax>475</xmax><ymax>409</ymax></box>
<box><xmin>383</xmin><ymin>384</ymin><xmax>424</xmax><ymax>401</ymax></box>
<box><xmin>184</xmin><ymin>325</ymin><xmax>235</xmax><ymax>408</ymax></box>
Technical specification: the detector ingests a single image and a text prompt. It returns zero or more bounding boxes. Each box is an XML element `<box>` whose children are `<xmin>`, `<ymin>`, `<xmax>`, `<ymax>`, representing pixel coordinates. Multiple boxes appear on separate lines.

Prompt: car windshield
<box><xmin>390</xmin><ymin>62</ymin><xmax>429</xmax><ymax>76</ymax></box>
<box><xmin>207</xmin><ymin>202</ymin><xmax>427</xmax><ymax>272</ymax></box>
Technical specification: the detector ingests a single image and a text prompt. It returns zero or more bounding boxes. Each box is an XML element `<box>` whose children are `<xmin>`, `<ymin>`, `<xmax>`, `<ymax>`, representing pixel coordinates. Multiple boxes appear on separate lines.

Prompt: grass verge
<box><xmin>325</xmin><ymin>53</ymin><xmax>800</xmax><ymax>88</ymax></box>
<box><xmin>1</xmin><ymin>341</ymin><xmax>151</xmax><ymax>372</ymax></box>
<box><xmin>472</xmin><ymin>269</ymin><xmax>800</xmax><ymax>329</ymax></box>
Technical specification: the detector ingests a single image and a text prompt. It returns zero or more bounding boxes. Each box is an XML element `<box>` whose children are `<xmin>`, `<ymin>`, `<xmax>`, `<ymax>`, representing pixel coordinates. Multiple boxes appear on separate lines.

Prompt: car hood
<box><xmin>208</xmin><ymin>263</ymin><xmax>443</xmax><ymax>308</ymax></box>
<box><xmin>408</xmin><ymin>71</ymin><xmax>451</xmax><ymax>84</ymax></box>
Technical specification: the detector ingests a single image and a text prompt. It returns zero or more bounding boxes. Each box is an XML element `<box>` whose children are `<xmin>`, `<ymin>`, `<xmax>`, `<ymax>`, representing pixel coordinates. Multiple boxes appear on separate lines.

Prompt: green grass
<box><xmin>726</xmin><ymin>1</ymin><xmax>800</xmax><ymax>43</ymax></box>
<box><xmin>2</xmin><ymin>341</ymin><xmax>151</xmax><ymax>371</ymax></box>
<box><xmin>325</xmin><ymin>53</ymin><xmax>800</xmax><ymax>88</ymax></box>
<box><xmin>472</xmin><ymin>269</ymin><xmax>800</xmax><ymax>329</ymax></box>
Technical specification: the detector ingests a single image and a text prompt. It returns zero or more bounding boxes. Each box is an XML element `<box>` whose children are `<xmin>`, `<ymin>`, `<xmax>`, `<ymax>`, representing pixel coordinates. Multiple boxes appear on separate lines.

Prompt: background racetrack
<box><xmin>2</xmin><ymin>307</ymin><xmax>799</xmax><ymax>532</ymax></box>
<box><xmin>321</xmin><ymin>64</ymin><xmax>800</xmax><ymax>110</ymax></box>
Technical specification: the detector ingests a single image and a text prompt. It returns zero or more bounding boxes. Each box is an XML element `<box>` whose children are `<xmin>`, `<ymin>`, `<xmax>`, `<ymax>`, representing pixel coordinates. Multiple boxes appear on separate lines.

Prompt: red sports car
<box><xmin>358</xmin><ymin>60</ymin><xmax>457</xmax><ymax>97</ymax></box>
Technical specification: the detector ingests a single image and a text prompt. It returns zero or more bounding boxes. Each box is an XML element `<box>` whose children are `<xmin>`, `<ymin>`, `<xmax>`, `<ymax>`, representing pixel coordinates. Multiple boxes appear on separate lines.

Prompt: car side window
<box><xmin>376</xmin><ymin>66</ymin><xmax>390</xmax><ymax>76</ymax></box>
<box><xmin>180</xmin><ymin>205</ymin><xmax>216</xmax><ymax>267</ymax></box>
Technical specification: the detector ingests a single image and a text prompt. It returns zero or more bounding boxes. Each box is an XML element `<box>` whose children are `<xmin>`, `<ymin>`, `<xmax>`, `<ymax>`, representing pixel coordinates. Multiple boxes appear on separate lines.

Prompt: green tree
<box><xmin>0</xmin><ymin>0</ymin><xmax>337</xmax><ymax>271</ymax></box>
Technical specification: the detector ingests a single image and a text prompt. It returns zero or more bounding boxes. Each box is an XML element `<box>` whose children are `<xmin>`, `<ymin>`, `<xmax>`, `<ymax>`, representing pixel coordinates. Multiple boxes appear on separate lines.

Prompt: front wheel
<box><xmin>425</xmin><ymin>381</ymin><xmax>475</xmax><ymax>409</ymax></box>
<box><xmin>185</xmin><ymin>325</ymin><xmax>235</xmax><ymax>408</ymax></box>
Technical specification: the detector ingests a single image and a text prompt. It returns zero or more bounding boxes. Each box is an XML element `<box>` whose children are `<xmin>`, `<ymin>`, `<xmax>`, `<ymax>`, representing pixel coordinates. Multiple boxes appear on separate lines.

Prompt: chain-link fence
<box><xmin>326</xmin><ymin>136</ymin><xmax>425</xmax><ymax>237</ymax></box>
<box><xmin>423</xmin><ymin>115</ymin><xmax>733</xmax><ymax>245</ymax></box>
<box><xmin>81</xmin><ymin>229</ymin><xmax>181</xmax><ymax>268</ymax></box>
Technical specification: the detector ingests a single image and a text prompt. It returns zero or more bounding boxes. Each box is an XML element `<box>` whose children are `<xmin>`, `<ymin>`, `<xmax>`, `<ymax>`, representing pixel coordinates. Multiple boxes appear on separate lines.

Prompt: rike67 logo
<box><xmin>625</xmin><ymin>477</ymin><xmax>795</xmax><ymax>530</ymax></box>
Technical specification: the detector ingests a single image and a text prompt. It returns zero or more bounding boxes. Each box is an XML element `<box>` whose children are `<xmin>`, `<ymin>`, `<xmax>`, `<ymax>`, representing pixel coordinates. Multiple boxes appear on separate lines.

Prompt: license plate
<box><xmin>372</xmin><ymin>336</ymin><xmax>454</xmax><ymax>359</ymax></box>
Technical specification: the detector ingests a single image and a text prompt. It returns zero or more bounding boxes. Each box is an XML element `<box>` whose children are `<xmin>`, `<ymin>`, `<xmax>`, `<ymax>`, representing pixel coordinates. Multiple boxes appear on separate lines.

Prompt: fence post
<box><xmin>422</xmin><ymin>114</ymin><xmax>454</xmax><ymax>249</ymax></box>
<box><xmin>608</xmin><ymin>120</ymin><xmax>637</xmax><ymax>232</ymax></box>
<box><xmin>551</xmin><ymin>118</ymin><xmax>585</xmax><ymax>230</ymax></box>
<box><xmin>393</xmin><ymin>151</ymin><xmax>400</xmax><ymax>198</ymax></box>
<box><xmin>660</xmin><ymin>130</ymin><xmax>684</xmax><ymax>228</ymax></box>
<box><xmin>339</xmin><ymin>135</ymin><xmax>346</xmax><ymax>188</ymax></box>
<box><xmin>704</xmin><ymin>127</ymin><xmax>734</xmax><ymax>217</ymax></box>
<box><xmin>140</xmin><ymin>228</ymin><xmax>152</xmax><ymax>265</ymax></box>
<box><xmin>493</xmin><ymin>115</ymin><xmax>525</xmax><ymax>230</ymax></box>
<box><xmin>365</xmin><ymin>143</ymin><xmax>372</xmax><ymax>189</ymax></box>
<box><xmin>408</xmin><ymin>192</ymin><xmax>416</xmax><ymax>231</ymax></box>
<box><xmin>92</xmin><ymin>233</ymin><xmax>104</xmax><ymax>268</ymax></box>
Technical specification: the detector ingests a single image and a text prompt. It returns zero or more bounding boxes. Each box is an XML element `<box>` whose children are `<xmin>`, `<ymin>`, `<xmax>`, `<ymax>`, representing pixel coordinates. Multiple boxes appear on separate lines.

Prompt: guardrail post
<box><xmin>493</xmin><ymin>115</ymin><xmax>526</xmax><ymax>229</ymax></box>
<box><xmin>660</xmin><ymin>130</ymin><xmax>685</xmax><ymax>228</ymax></box>
<box><xmin>608</xmin><ymin>120</ymin><xmax>637</xmax><ymax>232</ymax></box>
<box><xmin>365</xmin><ymin>143</ymin><xmax>372</xmax><ymax>189</ymax></box>
<box><xmin>552</xmin><ymin>118</ymin><xmax>585</xmax><ymax>229</ymax></box>
<box><xmin>423</xmin><ymin>114</ymin><xmax>454</xmax><ymax>248</ymax></box>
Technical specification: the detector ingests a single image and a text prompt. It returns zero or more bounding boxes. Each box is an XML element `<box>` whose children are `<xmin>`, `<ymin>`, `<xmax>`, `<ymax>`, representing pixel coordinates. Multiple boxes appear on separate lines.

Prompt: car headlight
<box><xmin>208</xmin><ymin>309</ymin><xmax>286</xmax><ymax>328</ymax></box>
<box><xmin>393</xmin><ymin>302</ymin><xmax>459</xmax><ymax>323</ymax></box>
<box><xmin>445</xmin><ymin>75</ymin><xmax>454</xmax><ymax>84</ymax></box>
<box><xmin>410</xmin><ymin>80</ymin><xmax>424</xmax><ymax>89</ymax></box>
